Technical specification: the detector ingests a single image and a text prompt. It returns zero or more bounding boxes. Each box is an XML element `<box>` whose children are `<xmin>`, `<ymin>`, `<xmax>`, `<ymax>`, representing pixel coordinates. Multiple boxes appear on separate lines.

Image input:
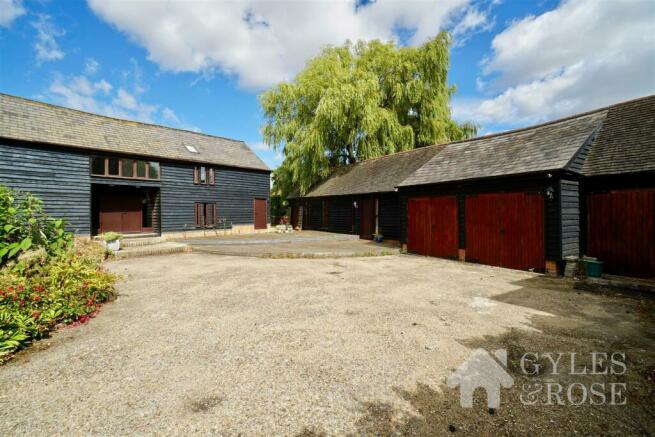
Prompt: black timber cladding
<box><xmin>160</xmin><ymin>162</ymin><xmax>270</xmax><ymax>232</ymax></box>
<box><xmin>0</xmin><ymin>141</ymin><xmax>91</xmax><ymax>235</ymax></box>
<box><xmin>294</xmin><ymin>193</ymin><xmax>401</xmax><ymax>240</ymax></box>
<box><xmin>0</xmin><ymin>140</ymin><xmax>270</xmax><ymax>235</ymax></box>
<box><xmin>559</xmin><ymin>178</ymin><xmax>581</xmax><ymax>258</ymax></box>
<box><xmin>327</xmin><ymin>197</ymin><xmax>354</xmax><ymax>234</ymax></box>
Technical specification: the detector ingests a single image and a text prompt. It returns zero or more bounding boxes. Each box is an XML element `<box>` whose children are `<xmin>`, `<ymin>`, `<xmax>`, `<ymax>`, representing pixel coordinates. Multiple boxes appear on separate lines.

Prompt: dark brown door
<box><xmin>407</xmin><ymin>196</ymin><xmax>458</xmax><ymax>258</ymax></box>
<box><xmin>99</xmin><ymin>193</ymin><xmax>142</xmax><ymax>233</ymax></box>
<box><xmin>254</xmin><ymin>198</ymin><xmax>268</xmax><ymax>230</ymax></box>
<box><xmin>291</xmin><ymin>206</ymin><xmax>299</xmax><ymax>229</ymax></box>
<box><xmin>587</xmin><ymin>189</ymin><xmax>655</xmax><ymax>278</ymax></box>
<box><xmin>466</xmin><ymin>192</ymin><xmax>545</xmax><ymax>271</ymax></box>
<box><xmin>359</xmin><ymin>198</ymin><xmax>376</xmax><ymax>239</ymax></box>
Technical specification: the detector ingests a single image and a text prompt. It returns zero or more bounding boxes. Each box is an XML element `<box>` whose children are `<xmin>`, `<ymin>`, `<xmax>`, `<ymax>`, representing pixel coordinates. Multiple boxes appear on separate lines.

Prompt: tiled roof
<box><xmin>399</xmin><ymin>110</ymin><xmax>606</xmax><ymax>187</ymax></box>
<box><xmin>582</xmin><ymin>95</ymin><xmax>655</xmax><ymax>176</ymax></box>
<box><xmin>0</xmin><ymin>93</ymin><xmax>269</xmax><ymax>171</ymax></box>
<box><xmin>299</xmin><ymin>145</ymin><xmax>443</xmax><ymax>198</ymax></box>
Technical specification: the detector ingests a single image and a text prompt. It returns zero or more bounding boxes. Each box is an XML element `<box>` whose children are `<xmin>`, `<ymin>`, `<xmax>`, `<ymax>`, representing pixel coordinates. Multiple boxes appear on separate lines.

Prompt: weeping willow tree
<box><xmin>261</xmin><ymin>32</ymin><xmax>477</xmax><ymax>198</ymax></box>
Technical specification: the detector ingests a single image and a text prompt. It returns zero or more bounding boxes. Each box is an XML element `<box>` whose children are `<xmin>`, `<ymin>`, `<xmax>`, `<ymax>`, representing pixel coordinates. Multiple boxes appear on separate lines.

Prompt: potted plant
<box><xmin>100</xmin><ymin>232</ymin><xmax>123</xmax><ymax>252</ymax></box>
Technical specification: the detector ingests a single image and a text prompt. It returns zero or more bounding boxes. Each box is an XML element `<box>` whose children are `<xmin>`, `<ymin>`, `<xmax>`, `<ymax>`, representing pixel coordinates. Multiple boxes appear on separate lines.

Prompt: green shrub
<box><xmin>0</xmin><ymin>185</ymin><xmax>72</xmax><ymax>266</ymax></box>
<box><xmin>0</xmin><ymin>241</ymin><xmax>117</xmax><ymax>363</ymax></box>
<box><xmin>0</xmin><ymin>184</ymin><xmax>117</xmax><ymax>363</ymax></box>
<box><xmin>100</xmin><ymin>232</ymin><xmax>123</xmax><ymax>242</ymax></box>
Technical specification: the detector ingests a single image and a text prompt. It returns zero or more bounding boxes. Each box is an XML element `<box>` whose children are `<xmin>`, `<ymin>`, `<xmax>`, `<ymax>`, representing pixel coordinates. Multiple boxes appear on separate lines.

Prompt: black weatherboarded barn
<box><xmin>292</xmin><ymin>95</ymin><xmax>655</xmax><ymax>278</ymax></box>
<box><xmin>399</xmin><ymin>95</ymin><xmax>655</xmax><ymax>277</ymax></box>
<box><xmin>289</xmin><ymin>145</ymin><xmax>441</xmax><ymax>241</ymax></box>
<box><xmin>0</xmin><ymin>93</ymin><xmax>271</xmax><ymax>237</ymax></box>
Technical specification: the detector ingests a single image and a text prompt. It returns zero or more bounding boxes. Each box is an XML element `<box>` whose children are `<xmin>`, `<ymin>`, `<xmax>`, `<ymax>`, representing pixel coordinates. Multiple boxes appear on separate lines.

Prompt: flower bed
<box><xmin>0</xmin><ymin>185</ymin><xmax>117</xmax><ymax>363</ymax></box>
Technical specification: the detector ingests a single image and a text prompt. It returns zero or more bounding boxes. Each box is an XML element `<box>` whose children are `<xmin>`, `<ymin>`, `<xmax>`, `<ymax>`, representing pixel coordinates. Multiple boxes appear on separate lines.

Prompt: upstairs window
<box><xmin>91</xmin><ymin>156</ymin><xmax>160</xmax><ymax>180</ymax></box>
<box><xmin>148</xmin><ymin>162</ymin><xmax>160</xmax><ymax>179</ymax></box>
<box><xmin>193</xmin><ymin>166</ymin><xmax>215</xmax><ymax>185</ymax></box>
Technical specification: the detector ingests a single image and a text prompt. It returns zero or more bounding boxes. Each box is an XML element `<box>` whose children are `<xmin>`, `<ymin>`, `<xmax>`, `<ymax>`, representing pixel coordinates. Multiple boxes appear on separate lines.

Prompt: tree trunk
<box><xmin>346</xmin><ymin>144</ymin><xmax>356</xmax><ymax>164</ymax></box>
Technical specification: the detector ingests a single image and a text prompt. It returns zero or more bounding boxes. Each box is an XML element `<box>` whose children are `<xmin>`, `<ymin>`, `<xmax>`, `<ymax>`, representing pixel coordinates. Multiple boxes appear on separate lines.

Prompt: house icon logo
<box><xmin>447</xmin><ymin>349</ymin><xmax>514</xmax><ymax>408</ymax></box>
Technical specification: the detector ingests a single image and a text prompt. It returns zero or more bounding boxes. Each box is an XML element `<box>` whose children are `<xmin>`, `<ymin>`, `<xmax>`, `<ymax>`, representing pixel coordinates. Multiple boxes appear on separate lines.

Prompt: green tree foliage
<box><xmin>261</xmin><ymin>32</ymin><xmax>477</xmax><ymax>197</ymax></box>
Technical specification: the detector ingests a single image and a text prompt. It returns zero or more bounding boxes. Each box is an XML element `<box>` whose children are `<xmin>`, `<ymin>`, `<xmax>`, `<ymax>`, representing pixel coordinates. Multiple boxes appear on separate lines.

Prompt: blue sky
<box><xmin>1</xmin><ymin>0</ymin><xmax>653</xmax><ymax>170</ymax></box>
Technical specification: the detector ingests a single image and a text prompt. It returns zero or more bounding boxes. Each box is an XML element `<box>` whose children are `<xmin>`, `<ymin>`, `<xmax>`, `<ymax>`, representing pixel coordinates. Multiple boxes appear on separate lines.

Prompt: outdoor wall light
<box><xmin>545</xmin><ymin>186</ymin><xmax>555</xmax><ymax>200</ymax></box>
<box><xmin>353</xmin><ymin>201</ymin><xmax>358</xmax><ymax>208</ymax></box>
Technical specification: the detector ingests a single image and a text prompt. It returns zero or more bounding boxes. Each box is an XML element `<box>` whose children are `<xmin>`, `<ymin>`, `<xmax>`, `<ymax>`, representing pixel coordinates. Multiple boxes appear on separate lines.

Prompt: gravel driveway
<box><xmin>2</xmin><ymin>253</ymin><xmax>643</xmax><ymax>435</ymax></box>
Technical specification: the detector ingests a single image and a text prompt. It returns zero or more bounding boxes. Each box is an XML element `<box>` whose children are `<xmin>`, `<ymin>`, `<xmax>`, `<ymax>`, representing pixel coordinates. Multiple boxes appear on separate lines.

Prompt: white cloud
<box><xmin>111</xmin><ymin>88</ymin><xmax>157</xmax><ymax>121</ymax></box>
<box><xmin>32</xmin><ymin>14</ymin><xmax>65</xmax><ymax>63</ymax></box>
<box><xmin>249</xmin><ymin>141</ymin><xmax>271</xmax><ymax>152</ymax></box>
<box><xmin>84</xmin><ymin>58</ymin><xmax>100</xmax><ymax>75</ymax></box>
<box><xmin>0</xmin><ymin>0</ymin><xmax>24</xmax><ymax>27</ymax></box>
<box><xmin>454</xmin><ymin>0</ymin><xmax>655</xmax><ymax>125</ymax></box>
<box><xmin>95</xmin><ymin>79</ymin><xmax>112</xmax><ymax>94</ymax></box>
<box><xmin>162</xmin><ymin>107</ymin><xmax>180</xmax><ymax>124</ymax></box>
<box><xmin>87</xmin><ymin>0</ymin><xmax>485</xmax><ymax>89</ymax></box>
<box><xmin>451</xmin><ymin>6</ymin><xmax>494</xmax><ymax>45</ymax></box>
<box><xmin>46</xmin><ymin>64</ymin><xmax>183</xmax><ymax>127</ymax></box>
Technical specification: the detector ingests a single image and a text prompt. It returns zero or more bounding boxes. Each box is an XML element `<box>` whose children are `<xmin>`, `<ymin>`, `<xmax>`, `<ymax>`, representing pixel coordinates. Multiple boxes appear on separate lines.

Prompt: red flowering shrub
<box><xmin>0</xmin><ymin>185</ymin><xmax>117</xmax><ymax>363</ymax></box>
<box><xmin>0</xmin><ymin>242</ymin><xmax>117</xmax><ymax>363</ymax></box>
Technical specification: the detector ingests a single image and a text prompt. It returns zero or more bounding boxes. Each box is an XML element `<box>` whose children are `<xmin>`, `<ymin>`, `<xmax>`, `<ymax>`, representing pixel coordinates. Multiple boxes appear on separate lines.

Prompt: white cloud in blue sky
<box><xmin>453</xmin><ymin>0</ymin><xmax>655</xmax><ymax>126</ymax></box>
<box><xmin>31</xmin><ymin>14</ymin><xmax>65</xmax><ymax>63</ymax></box>
<box><xmin>0</xmin><ymin>0</ymin><xmax>24</xmax><ymax>27</ymax></box>
<box><xmin>87</xmin><ymin>0</ymin><xmax>481</xmax><ymax>89</ymax></box>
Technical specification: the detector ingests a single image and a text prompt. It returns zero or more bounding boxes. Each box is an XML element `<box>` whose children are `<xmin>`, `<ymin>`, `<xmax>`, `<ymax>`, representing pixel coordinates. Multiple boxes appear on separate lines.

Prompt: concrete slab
<box><xmin>174</xmin><ymin>230</ymin><xmax>359</xmax><ymax>246</ymax></box>
<box><xmin>175</xmin><ymin>230</ymin><xmax>397</xmax><ymax>257</ymax></box>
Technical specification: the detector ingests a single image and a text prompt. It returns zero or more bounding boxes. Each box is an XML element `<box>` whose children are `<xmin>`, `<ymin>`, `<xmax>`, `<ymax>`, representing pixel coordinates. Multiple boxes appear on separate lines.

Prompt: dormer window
<box><xmin>185</xmin><ymin>144</ymin><xmax>199</xmax><ymax>153</ymax></box>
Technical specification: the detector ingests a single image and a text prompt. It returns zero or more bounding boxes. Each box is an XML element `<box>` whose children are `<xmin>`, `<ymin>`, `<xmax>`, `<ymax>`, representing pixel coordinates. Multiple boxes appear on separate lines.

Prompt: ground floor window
<box><xmin>195</xmin><ymin>202</ymin><xmax>216</xmax><ymax>228</ymax></box>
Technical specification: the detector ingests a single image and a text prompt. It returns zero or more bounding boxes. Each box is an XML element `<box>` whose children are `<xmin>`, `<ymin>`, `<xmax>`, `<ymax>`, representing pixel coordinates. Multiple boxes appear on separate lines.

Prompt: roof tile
<box><xmin>0</xmin><ymin>93</ymin><xmax>269</xmax><ymax>171</ymax></box>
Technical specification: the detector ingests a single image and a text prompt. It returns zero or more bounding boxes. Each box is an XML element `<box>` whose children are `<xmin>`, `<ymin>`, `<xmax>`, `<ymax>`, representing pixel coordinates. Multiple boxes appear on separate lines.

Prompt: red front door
<box><xmin>99</xmin><ymin>193</ymin><xmax>143</xmax><ymax>233</ymax></box>
<box><xmin>465</xmin><ymin>192</ymin><xmax>545</xmax><ymax>271</ymax></box>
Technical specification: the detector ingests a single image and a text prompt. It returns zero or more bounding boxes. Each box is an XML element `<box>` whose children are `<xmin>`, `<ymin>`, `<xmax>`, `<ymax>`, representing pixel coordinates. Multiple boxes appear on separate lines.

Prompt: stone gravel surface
<box><xmin>0</xmin><ymin>253</ymin><xmax>552</xmax><ymax>436</ymax></box>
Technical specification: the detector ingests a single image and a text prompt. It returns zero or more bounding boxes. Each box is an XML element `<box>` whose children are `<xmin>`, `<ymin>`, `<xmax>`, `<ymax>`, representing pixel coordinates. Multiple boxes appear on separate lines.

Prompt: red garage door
<box><xmin>587</xmin><ymin>189</ymin><xmax>655</xmax><ymax>278</ymax></box>
<box><xmin>407</xmin><ymin>196</ymin><xmax>458</xmax><ymax>259</ymax></box>
<box><xmin>466</xmin><ymin>192</ymin><xmax>545</xmax><ymax>271</ymax></box>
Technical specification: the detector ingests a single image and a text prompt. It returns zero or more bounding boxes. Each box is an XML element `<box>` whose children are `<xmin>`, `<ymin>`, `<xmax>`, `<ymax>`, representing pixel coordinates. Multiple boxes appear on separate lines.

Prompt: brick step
<box><xmin>121</xmin><ymin>232</ymin><xmax>159</xmax><ymax>239</ymax></box>
<box><xmin>121</xmin><ymin>236</ymin><xmax>166</xmax><ymax>247</ymax></box>
<box><xmin>114</xmin><ymin>242</ymin><xmax>189</xmax><ymax>259</ymax></box>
